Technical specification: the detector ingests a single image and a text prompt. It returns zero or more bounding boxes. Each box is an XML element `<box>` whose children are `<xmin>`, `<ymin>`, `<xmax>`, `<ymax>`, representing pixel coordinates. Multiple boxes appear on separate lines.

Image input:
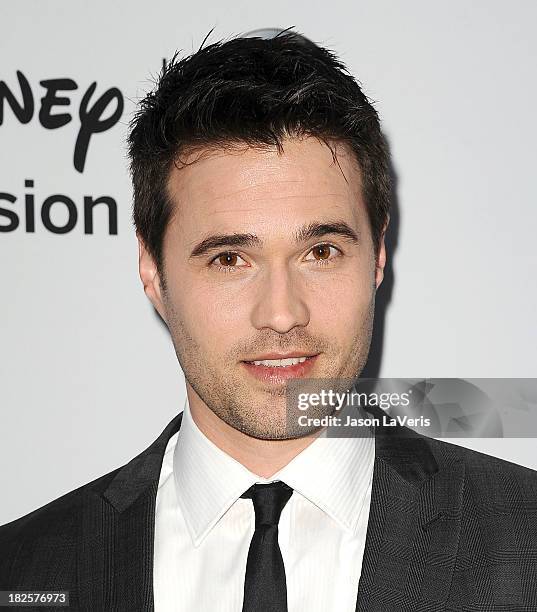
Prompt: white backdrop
<box><xmin>1</xmin><ymin>0</ymin><xmax>536</xmax><ymax>525</ymax></box>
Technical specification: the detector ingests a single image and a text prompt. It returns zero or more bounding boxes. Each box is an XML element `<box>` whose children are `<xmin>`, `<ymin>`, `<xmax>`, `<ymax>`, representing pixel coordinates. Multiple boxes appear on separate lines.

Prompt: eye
<box><xmin>209</xmin><ymin>251</ymin><xmax>249</xmax><ymax>273</ymax></box>
<box><xmin>304</xmin><ymin>243</ymin><xmax>342</xmax><ymax>266</ymax></box>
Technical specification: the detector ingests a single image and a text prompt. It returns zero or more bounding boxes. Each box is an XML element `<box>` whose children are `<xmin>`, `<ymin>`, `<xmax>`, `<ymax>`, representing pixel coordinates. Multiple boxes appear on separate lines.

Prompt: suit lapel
<box><xmin>78</xmin><ymin>412</ymin><xmax>184</xmax><ymax>612</ymax></box>
<box><xmin>356</xmin><ymin>418</ymin><xmax>465</xmax><ymax>611</ymax></box>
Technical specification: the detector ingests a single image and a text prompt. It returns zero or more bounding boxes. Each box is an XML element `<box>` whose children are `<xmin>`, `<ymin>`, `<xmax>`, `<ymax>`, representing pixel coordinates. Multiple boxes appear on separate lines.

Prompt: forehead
<box><xmin>166</xmin><ymin>136</ymin><xmax>365</xmax><ymax>233</ymax></box>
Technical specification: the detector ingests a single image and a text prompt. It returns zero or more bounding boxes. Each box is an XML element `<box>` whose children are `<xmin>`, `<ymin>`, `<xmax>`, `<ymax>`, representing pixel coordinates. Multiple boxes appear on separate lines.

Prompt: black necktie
<box><xmin>240</xmin><ymin>481</ymin><xmax>294</xmax><ymax>612</ymax></box>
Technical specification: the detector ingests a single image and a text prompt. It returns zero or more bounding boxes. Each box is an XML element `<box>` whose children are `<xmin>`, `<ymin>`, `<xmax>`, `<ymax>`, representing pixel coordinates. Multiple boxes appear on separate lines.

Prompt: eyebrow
<box><xmin>189</xmin><ymin>220</ymin><xmax>360</xmax><ymax>258</ymax></box>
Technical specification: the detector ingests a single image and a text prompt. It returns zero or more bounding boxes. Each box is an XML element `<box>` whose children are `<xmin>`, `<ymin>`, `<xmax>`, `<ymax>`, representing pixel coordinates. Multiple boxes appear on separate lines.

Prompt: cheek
<box><xmin>321</xmin><ymin>293</ymin><xmax>371</xmax><ymax>341</ymax></box>
<box><xmin>307</xmin><ymin>264</ymin><xmax>375</xmax><ymax>321</ymax></box>
<box><xmin>172</xmin><ymin>279</ymin><xmax>246</xmax><ymax>349</ymax></box>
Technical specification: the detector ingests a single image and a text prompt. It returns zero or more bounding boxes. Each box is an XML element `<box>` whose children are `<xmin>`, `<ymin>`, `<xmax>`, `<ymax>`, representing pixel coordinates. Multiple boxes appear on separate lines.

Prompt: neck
<box><xmin>186</xmin><ymin>387</ymin><xmax>320</xmax><ymax>478</ymax></box>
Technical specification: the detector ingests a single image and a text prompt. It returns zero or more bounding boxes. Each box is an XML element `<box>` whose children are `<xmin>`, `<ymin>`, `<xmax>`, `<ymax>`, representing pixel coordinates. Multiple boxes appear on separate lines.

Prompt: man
<box><xmin>1</xmin><ymin>31</ymin><xmax>537</xmax><ymax>612</ymax></box>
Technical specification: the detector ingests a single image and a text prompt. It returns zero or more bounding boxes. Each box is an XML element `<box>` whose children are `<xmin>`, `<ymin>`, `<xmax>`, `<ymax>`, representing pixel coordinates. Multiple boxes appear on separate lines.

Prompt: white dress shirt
<box><xmin>153</xmin><ymin>397</ymin><xmax>375</xmax><ymax>611</ymax></box>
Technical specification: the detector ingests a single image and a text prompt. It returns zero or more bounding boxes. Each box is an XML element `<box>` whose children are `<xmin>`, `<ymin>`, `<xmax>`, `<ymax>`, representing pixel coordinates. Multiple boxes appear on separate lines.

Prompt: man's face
<box><xmin>139</xmin><ymin>136</ymin><xmax>386</xmax><ymax>440</ymax></box>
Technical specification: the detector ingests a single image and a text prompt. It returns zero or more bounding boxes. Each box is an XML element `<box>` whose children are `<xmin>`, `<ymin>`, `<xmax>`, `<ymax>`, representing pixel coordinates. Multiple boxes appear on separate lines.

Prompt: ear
<box><xmin>137</xmin><ymin>233</ymin><xmax>168</xmax><ymax>323</ymax></box>
<box><xmin>375</xmin><ymin>217</ymin><xmax>389</xmax><ymax>289</ymax></box>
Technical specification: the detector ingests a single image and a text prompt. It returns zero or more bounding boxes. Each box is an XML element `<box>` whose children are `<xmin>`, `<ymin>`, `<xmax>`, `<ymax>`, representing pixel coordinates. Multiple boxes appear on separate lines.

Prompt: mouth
<box><xmin>241</xmin><ymin>354</ymin><xmax>320</xmax><ymax>383</ymax></box>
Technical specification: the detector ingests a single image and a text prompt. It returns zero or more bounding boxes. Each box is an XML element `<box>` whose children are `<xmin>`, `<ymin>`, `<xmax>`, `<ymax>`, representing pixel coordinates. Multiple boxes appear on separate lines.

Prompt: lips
<box><xmin>241</xmin><ymin>354</ymin><xmax>319</xmax><ymax>384</ymax></box>
<box><xmin>242</xmin><ymin>352</ymin><xmax>319</xmax><ymax>361</ymax></box>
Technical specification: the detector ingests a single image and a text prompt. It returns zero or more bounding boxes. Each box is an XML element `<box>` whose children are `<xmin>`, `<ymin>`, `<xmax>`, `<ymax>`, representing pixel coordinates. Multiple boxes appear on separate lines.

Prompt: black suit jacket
<box><xmin>1</xmin><ymin>412</ymin><xmax>537</xmax><ymax>611</ymax></box>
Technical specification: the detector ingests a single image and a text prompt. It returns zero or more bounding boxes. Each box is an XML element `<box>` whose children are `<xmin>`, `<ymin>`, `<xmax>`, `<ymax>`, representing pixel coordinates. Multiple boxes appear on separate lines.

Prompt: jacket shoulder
<box><xmin>0</xmin><ymin>468</ymin><xmax>119</xmax><ymax>587</ymax></box>
<box><xmin>1</xmin><ymin>467</ymin><xmax>119</xmax><ymax>534</ymax></box>
<box><xmin>426</xmin><ymin>436</ymin><xmax>537</xmax><ymax>500</ymax></box>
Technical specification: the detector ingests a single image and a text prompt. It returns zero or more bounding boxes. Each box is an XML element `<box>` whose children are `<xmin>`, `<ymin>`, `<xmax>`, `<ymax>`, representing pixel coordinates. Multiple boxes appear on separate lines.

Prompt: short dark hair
<box><xmin>128</xmin><ymin>30</ymin><xmax>391</xmax><ymax>281</ymax></box>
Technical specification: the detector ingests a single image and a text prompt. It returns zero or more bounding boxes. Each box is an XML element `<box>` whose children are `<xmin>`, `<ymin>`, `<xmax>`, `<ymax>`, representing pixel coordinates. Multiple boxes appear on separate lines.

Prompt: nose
<box><xmin>250</xmin><ymin>265</ymin><xmax>310</xmax><ymax>334</ymax></box>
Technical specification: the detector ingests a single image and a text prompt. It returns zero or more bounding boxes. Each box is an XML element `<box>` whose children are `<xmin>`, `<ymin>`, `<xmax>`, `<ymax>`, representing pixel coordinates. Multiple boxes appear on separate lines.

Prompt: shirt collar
<box><xmin>173</xmin><ymin>397</ymin><xmax>375</xmax><ymax>547</ymax></box>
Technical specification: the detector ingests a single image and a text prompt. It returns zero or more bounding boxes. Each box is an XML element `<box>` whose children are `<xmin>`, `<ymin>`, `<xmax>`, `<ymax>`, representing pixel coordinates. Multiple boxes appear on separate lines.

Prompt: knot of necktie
<box><xmin>240</xmin><ymin>481</ymin><xmax>293</xmax><ymax>527</ymax></box>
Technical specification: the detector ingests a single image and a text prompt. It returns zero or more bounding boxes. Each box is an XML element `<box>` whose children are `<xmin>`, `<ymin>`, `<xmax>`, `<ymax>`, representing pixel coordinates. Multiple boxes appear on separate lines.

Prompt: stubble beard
<box><xmin>162</xmin><ymin>288</ymin><xmax>376</xmax><ymax>441</ymax></box>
